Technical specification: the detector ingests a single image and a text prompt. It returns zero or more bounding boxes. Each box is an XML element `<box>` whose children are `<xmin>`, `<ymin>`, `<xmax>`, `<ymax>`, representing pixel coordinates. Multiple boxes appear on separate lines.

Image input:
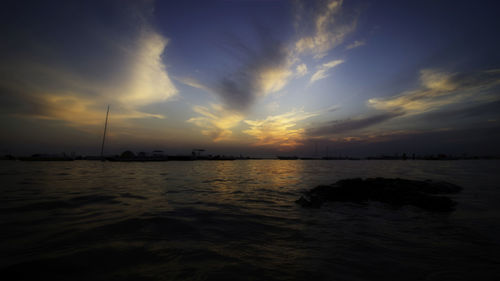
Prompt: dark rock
<box><xmin>296</xmin><ymin>177</ymin><xmax>462</xmax><ymax>212</ymax></box>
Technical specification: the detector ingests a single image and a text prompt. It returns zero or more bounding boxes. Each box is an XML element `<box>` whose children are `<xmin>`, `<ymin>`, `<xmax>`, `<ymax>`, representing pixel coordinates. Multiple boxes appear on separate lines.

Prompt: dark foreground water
<box><xmin>1</xmin><ymin>160</ymin><xmax>500</xmax><ymax>281</ymax></box>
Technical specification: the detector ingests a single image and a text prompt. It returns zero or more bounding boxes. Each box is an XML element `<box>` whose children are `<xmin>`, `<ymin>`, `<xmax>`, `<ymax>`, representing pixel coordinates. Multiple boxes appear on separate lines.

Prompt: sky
<box><xmin>1</xmin><ymin>0</ymin><xmax>500</xmax><ymax>157</ymax></box>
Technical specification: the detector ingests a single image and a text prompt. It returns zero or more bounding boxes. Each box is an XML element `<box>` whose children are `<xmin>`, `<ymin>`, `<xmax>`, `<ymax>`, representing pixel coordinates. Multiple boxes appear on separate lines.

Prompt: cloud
<box><xmin>324</xmin><ymin>125</ymin><xmax>500</xmax><ymax>156</ymax></box>
<box><xmin>3</xmin><ymin>29</ymin><xmax>175</xmax><ymax>127</ymax></box>
<box><xmin>310</xmin><ymin>59</ymin><xmax>344</xmax><ymax>83</ymax></box>
<box><xmin>176</xmin><ymin>77</ymin><xmax>210</xmax><ymax>91</ymax></box>
<box><xmin>197</xmin><ymin>0</ymin><xmax>359</xmax><ymax>113</ymax></box>
<box><xmin>304</xmin><ymin>68</ymin><xmax>500</xmax><ymax>143</ymax></box>
<box><xmin>325</xmin><ymin>104</ymin><xmax>341</xmax><ymax>112</ymax></box>
<box><xmin>0</xmin><ymin>2</ymin><xmax>177</xmax><ymax>130</ymax></box>
<box><xmin>26</xmin><ymin>94</ymin><xmax>164</xmax><ymax>126</ymax></box>
<box><xmin>187</xmin><ymin>104</ymin><xmax>244</xmax><ymax>142</ymax></box>
<box><xmin>307</xmin><ymin>68</ymin><xmax>500</xmax><ymax>141</ymax></box>
<box><xmin>295</xmin><ymin>0</ymin><xmax>357</xmax><ymax>59</ymax></box>
<box><xmin>259</xmin><ymin>67</ymin><xmax>293</xmax><ymax>95</ymax></box>
<box><xmin>208</xmin><ymin>0</ymin><xmax>359</xmax><ymax>112</ymax></box>
<box><xmin>212</xmin><ymin>35</ymin><xmax>293</xmax><ymax>112</ymax></box>
<box><xmin>368</xmin><ymin>69</ymin><xmax>500</xmax><ymax>114</ymax></box>
<box><xmin>421</xmin><ymin>100</ymin><xmax>500</xmax><ymax>122</ymax></box>
<box><xmin>295</xmin><ymin>63</ymin><xmax>308</xmax><ymax>77</ymax></box>
<box><xmin>345</xmin><ymin>40</ymin><xmax>365</xmax><ymax>50</ymax></box>
<box><xmin>118</xmin><ymin>30</ymin><xmax>177</xmax><ymax>107</ymax></box>
<box><xmin>308</xmin><ymin>111</ymin><xmax>404</xmax><ymax>137</ymax></box>
<box><xmin>419</xmin><ymin>69</ymin><xmax>457</xmax><ymax>91</ymax></box>
<box><xmin>243</xmin><ymin>109</ymin><xmax>317</xmax><ymax>149</ymax></box>
<box><xmin>213</xmin><ymin>29</ymin><xmax>293</xmax><ymax>112</ymax></box>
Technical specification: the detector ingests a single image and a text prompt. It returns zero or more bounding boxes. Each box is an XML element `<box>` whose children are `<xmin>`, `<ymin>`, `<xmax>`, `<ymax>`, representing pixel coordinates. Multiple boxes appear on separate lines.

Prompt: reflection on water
<box><xmin>1</xmin><ymin>160</ymin><xmax>500</xmax><ymax>280</ymax></box>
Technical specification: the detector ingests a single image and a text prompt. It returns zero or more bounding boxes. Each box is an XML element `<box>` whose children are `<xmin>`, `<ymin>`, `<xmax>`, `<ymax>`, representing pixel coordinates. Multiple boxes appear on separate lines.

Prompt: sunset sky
<box><xmin>1</xmin><ymin>0</ymin><xmax>499</xmax><ymax>156</ymax></box>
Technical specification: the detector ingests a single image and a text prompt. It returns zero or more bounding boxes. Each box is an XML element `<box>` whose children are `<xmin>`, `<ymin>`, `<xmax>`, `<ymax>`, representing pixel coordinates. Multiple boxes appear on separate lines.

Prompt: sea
<box><xmin>1</xmin><ymin>160</ymin><xmax>500</xmax><ymax>281</ymax></box>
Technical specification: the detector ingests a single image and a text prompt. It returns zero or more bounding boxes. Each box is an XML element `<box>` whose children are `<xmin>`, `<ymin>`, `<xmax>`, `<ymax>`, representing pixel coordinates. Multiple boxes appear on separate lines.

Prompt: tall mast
<box><xmin>100</xmin><ymin>105</ymin><xmax>110</xmax><ymax>161</ymax></box>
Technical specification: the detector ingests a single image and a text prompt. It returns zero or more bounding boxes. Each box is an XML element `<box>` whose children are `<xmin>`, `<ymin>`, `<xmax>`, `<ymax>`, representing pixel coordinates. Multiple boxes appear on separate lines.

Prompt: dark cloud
<box><xmin>422</xmin><ymin>100</ymin><xmax>500</xmax><ymax>121</ymax></box>
<box><xmin>214</xmin><ymin>26</ymin><xmax>290</xmax><ymax>112</ymax></box>
<box><xmin>308</xmin><ymin>111</ymin><xmax>404</xmax><ymax>137</ymax></box>
<box><xmin>371</xmin><ymin>126</ymin><xmax>500</xmax><ymax>156</ymax></box>
<box><xmin>451</xmin><ymin>70</ymin><xmax>500</xmax><ymax>90</ymax></box>
<box><xmin>216</xmin><ymin>71</ymin><xmax>259</xmax><ymax>112</ymax></box>
<box><xmin>297</xmin><ymin>124</ymin><xmax>500</xmax><ymax>157</ymax></box>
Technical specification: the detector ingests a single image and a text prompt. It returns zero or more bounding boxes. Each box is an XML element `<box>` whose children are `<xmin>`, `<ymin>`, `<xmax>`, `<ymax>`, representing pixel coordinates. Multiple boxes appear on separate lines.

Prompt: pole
<box><xmin>100</xmin><ymin>105</ymin><xmax>110</xmax><ymax>161</ymax></box>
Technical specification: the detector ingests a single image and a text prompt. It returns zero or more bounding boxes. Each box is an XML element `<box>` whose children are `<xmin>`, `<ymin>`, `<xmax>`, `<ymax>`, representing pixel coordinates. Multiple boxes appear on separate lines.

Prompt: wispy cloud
<box><xmin>187</xmin><ymin>104</ymin><xmax>244</xmax><ymax>142</ymax></box>
<box><xmin>308</xmin><ymin>111</ymin><xmax>404</xmax><ymax>137</ymax></box>
<box><xmin>209</xmin><ymin>27</ymin><xmax>294</xmax><ymax>112</ymax></box>
<box><xmin>295</xmin><ymin>0</ymin><xmax>357</xmax><ymax>59</ymax></box>
<box><xmin>368</xmin><ymin>69</ymin><xmax>500</xmax><ymax>114</ymax></box>
<box><xmin>243</xmin><ymin>109</ymin><xmax>317</xmax><ymax>149</ymax></box>
<box><xmin>307</xmin><ymin>69</ymin><xmax>500</xmax><ymax>140</ymax></box>
<box><xmin>21</xmin><ymin>94</ymin><xmax>164</xmax><ymax>128</ymax></box>
<box><xmin>421</xmin><ymin>100</ymin><xmax>500</xmax><ymax>122</ymax></box>
<box><xmin>176</xmin><ymin>76</ymin><xmax>210</xmax><ymax>91</ymax></box>
<box><xmin>310</xmin><ymin>59</ymin><xmax>344</xmax><ymax>83</ymax></box>
<box><xmin>345</xmin><ymin>40</ymin><xmax>365</xmax><ymax>50</ymax></box>
<box><xmin>197</xmin><ymin>0</ymin><xmax>358</xmax><ymax>113</ymax></box>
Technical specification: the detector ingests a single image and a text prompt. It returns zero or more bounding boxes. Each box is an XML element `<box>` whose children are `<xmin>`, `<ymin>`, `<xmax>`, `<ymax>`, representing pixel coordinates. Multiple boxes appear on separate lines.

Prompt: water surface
<box><xmin>1</xmin><ymin>160</ymin><xmax>500</xmax><ymax>280</ymax></box>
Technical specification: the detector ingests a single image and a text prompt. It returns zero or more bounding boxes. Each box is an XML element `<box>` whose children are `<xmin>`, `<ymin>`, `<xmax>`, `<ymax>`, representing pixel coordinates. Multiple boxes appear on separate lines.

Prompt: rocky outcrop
<box><xmin>296</xmin><ymin>178</ymin><xmax>462</xmax><ymax>212</ymax></box>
